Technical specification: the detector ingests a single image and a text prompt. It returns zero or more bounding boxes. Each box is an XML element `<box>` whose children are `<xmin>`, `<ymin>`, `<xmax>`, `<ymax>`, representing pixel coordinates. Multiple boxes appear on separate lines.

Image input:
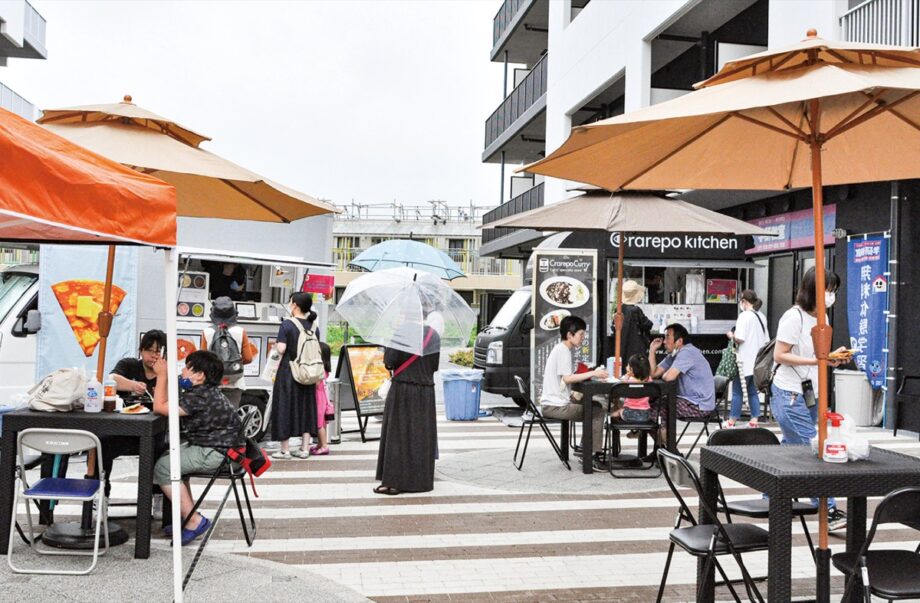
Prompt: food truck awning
<box><xmin>177</xmin><ymin>246</ymin><xmax>333</xmax><ymax>270</ymax></box>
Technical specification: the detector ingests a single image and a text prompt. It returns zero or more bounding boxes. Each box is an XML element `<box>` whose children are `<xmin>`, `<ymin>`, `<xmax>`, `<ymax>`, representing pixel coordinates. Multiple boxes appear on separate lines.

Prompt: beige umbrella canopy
<box><xmin>523</xmin><ymin>30</ymin><xmax>920</xmax><ymax>599</ymax></box>
<box><xmin>38</xmin><ymin>96</ymin><xmax>337</xmax><ymax>222</ymax></box>
<box><xmin>486</xmin><ymin>191</ymin><xmax>772</xmax><ymax>374</ymax></box>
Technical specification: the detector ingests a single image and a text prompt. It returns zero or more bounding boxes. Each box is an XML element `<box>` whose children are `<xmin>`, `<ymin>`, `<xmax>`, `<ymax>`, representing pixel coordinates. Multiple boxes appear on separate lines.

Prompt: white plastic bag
<box><xmin>28</xmin><ymin>368</ymin><xmax>88</xmax><ymax>412</ymax></box>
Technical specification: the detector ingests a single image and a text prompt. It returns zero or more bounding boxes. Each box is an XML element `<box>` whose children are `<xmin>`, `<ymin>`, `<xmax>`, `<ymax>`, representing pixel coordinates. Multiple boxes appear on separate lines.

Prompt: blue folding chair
<box><xmin>7</xmin><ymin>428</ymin><xmax>109</xmax><ymax>575</ymax></box>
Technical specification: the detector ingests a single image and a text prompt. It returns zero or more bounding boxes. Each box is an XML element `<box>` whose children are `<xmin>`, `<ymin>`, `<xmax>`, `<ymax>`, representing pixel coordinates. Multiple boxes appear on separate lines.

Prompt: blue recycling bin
<box><xmin>442</xmin><ymin>369</ymin><xmax>484</xmax><ymax>421</ymax></box>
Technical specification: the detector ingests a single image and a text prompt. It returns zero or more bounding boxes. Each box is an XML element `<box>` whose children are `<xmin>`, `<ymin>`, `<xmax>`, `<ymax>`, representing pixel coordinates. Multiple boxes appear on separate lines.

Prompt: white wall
<box><xmin>767</xmin><ymin>0</ymin><xmax>849</xmax><ymax>47</ymax></box>
<box><xmin>177</xmin><ymin>214</ymin><xmax>333</xmax><ymax>264</ymax></box>
<box><xmin>0</xmin><ymin>0</ymin><xmax>26</xmax><ymax>50</ymax></box>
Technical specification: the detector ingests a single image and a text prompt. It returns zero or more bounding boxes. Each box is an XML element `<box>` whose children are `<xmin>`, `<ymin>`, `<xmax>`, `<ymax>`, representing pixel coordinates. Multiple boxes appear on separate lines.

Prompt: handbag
<box><xmin>227</xmin><ymin>437</ymin><xmax>271</xmax><ymax>497</ymax></box>
<box><xmin>716</xmin><ymin>342</ymin><xmax>739</xmax><ymax>380</ymax></box>
<box><xmin>378</xmin><ymin>329</ymin><xmax>435</xmax><ymax>399</ymax></box>
<box><xmin>28</xmin><ymin>368</ymin><xmax>88</xmax><ymax>412</ymax></box>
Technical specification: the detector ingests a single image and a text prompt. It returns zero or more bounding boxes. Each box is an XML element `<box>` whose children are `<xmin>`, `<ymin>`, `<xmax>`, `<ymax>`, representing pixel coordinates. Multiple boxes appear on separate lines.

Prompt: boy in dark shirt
<box><xmin>152</xmin><ymin>350</ymin><xmax>244</xmax><ymax>545</ymax></box>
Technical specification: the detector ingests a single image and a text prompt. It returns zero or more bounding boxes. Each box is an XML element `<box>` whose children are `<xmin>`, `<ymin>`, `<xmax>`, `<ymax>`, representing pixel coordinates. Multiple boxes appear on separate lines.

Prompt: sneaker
<box><xmin>291</xmin><ymin>449</ymin><xmax>310</xmax><ymax>459</ymax></box>
<box><xmin>626</xmin><ymin>430</ymin><xmax>640</xmax><ymax>439</ymax></box>
<box><xmin>271</xmin><ymin>450</ymin><xmax>292</xmax><ymax>460</ymax></box>
<box><xmin>828</xmin><ymin>508</ymin><xmax>847</xmax><ymax>532</ymax></box>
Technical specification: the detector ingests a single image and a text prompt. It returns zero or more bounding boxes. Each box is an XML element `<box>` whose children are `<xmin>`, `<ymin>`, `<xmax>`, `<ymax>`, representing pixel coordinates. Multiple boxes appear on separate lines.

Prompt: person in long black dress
<box><xmin>609</xmin><ymin>280</ymin><xmax>653</xmax><ymax>371</ymax></box>
<box><xmin>374</xmin><ymin>325</ymin><xmax>440</xmax><ymax>495</ymax></box>
<box><xmin>270</xmin><ymin>292</ymin><xmax>318</xmax><ymax>460</ymax></box>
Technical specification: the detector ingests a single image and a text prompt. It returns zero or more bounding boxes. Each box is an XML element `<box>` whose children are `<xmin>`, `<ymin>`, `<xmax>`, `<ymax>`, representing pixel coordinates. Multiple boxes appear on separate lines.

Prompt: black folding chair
<box><xmin>832</xmin><ymin>486</ymin><xmax>920</xmax><ymax>602</ymax></box>
<box><xmin>707</xmin><ymin>427</ymin><xmax>817</xmax><ymax>562</ymax></box>
<box><xmin>512</xmin><ymin>375</ymin><xmax>570</xmax><ymax>471</ymax></box>
<box><xmin>676</xmin><ymin>375</ymin><xmax>727</xmax><ymax>456</ymax></box>
<box><xmin>604</xmin><ymin>382</ymin><xmax>663</xmax><ymax>478</ymax></box>
<box><xmin>657</xmin><ymin>449</ymin><xmax>767</xmax><ymax>603</ymax></box>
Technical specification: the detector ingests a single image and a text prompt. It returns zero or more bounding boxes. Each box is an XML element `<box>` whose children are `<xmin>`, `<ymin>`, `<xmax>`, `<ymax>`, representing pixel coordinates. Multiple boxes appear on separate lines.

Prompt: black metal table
<box><xmin>698</xmin><ymin>445</ymin><xmax>920</xmax><ymax>602</ymax></box>
<box><xmin>0</xmin><ymin>409</ymin><xmax>167</xmax><ymax>559</ymax></box>
<box><xmin>573</xmin><ymin>379</ymin><xmax>677</xmax><ymax>474</ymax></box>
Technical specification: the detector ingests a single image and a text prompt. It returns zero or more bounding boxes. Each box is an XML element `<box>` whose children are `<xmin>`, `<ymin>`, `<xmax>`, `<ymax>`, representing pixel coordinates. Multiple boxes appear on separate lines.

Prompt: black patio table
<box><xmin>698</xmin><ymin>444</ymin><xmax>920</xmax><ymax>603</ymax></box>
<box><xmin>0</xmin><ymin>409</ymin><xmax>167</xmax><ymax>559</ymax></box>
<box><xmin>572</xmin><ymin>379</ymin><xmax>677</xmax><ymax>474</ymax></box>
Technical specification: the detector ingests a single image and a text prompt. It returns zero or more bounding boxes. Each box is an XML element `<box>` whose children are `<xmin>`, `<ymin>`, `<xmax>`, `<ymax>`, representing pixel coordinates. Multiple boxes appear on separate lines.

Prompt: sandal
<box><xmin>309</xmin><ymin>445</ymin><xmax>330</xmax><ymax>456</ymax></box>
<box><xmin>373</xmin><ymin>485</ymin><xmax>402</xmax><ymax>496</ymax></box>
<box><xmin>725</xmin><ymin>419</ymin><xmax>737</xmax><ymax>428</ymax></box>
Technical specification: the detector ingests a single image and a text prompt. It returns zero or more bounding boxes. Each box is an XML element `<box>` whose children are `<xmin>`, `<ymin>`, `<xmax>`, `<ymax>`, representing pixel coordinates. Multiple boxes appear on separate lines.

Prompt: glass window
<box><xmin>0</xmin><ymin>272</ymin><xmax>36</xmax><ymax>324</ymax></box>
<box><xmin>489</xmin><ymin>289</ymin><xmax>531</xmax><ymax>329</ymax></box>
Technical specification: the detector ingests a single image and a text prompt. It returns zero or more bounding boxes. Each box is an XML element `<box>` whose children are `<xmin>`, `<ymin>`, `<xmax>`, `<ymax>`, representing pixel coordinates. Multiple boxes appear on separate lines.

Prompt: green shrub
<box><xmin>449</xmin><ymin>348</ymin><xmax>474</xmax><ymax>367</ymax></box>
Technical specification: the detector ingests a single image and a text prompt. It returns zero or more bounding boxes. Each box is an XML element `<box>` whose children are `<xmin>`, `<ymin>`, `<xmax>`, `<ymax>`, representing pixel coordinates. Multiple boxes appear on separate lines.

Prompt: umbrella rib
<box><xmin>824</xmin><ymin>90</ymin><xmax>920</xmax><ymax>142</ymax></box>
<box><xmin>220</xmin><ymin>179</ymin><xmax>290</xmax><ymax>223</ymax></box>
<box><xmin>784</xmin><ymin>109</ymin><xmax>808</xmax><ymax>190</ymax></box>
<box><xmin>700</xmin><ymin>53</ymin><xmax>788</xmax><ymax>88</ymax></box>
<box><xmin>861</xmin><ymin>50</ymin><xmax>920</xmax><ymax>68</ymax></box>
<box><xmin>619</xmin><ymin>114</ymin><xmax>732</xmax><ymax>189</ymax></box>
<box><xmin>823</xmin><ymin>89</ymin><xmax>887</xmax><ymax>140</ymax></box>
<box><xmin>766</xmin><ymin>107</ymin><xmax>809</xmax><ymax>139</ymax></box>
<box><xmin>733</xmin><ymin>111</ymin><xmax>807</xmax><ymax>141</ymax></box>
<box><xmin>886</xmin><ymin>107</ymin><xmax>920</xmax><ymax>134</ymax></box>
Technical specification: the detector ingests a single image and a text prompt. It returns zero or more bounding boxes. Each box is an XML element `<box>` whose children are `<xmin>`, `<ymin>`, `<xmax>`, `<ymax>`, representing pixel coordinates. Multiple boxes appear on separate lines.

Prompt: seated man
<box><xmin>649</xmin><ymin>323</ymin><xmax>716</xmax><ymax>446</ymax></box>
<box><xmin>152</xmin><ymin>350</ymin><xmax>244</xmax><ymax>546</ymax></box>
<box><xmin>540</xmin><ymin>316</ymin><xmax>609</xmax><ymax>467</ymax></box>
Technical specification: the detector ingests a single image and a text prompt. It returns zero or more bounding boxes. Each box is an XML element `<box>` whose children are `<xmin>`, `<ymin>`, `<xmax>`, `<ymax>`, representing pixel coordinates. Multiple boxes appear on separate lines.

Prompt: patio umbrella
<box><xmin>39</xmin><ymin>96</ymin><xmax>338</xmax><ymax>601</ymax></box>
<box><xmin>486</xmin><ymin>191</ymin><xmax>771</xmax><ymax>375</ymax></box>
<box><xmin>349</xmin><ymin>239</ymin><xmax>466</xmax><ymax>280</ymax></box>
<box><xmin>521</xmin><ymin>30</ymin><xmax>920</xmax><ymax>599</ymax></box>
<box><xmin>336</xmin><ymin>267</ymin><xmax>476</xmax><ymax>355</ymax></box>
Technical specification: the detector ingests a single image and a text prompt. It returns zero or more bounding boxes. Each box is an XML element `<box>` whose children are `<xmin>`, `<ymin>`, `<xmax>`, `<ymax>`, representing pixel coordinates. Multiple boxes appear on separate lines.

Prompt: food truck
<box><xmin>0</xmin><ymin>216</ymin><xmax>334</xmax><ymax>440</ymax></box>
<box><xmin>475</xmin><ymin>230</ymin><xmax>761</xmax><ymax>407</ymax></box>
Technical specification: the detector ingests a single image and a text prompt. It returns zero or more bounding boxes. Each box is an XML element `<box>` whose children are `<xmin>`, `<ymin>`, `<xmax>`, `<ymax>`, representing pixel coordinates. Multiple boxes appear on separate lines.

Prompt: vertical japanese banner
<box><xmin>531</xmin><ymin>250</ymin><xmax>597</xmax><ymax>403</ymax></box>
<box><xmin>846</xmin><ymin>235</ymin><xmax>889</xmax><ymax>389</ymax></box>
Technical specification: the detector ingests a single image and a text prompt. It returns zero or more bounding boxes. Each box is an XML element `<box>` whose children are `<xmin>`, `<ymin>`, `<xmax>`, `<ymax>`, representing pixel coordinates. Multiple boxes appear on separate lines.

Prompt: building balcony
<box><xmin>840</xmin><ymin>0</ymin><xmax>920</xmax><ymax>46</ymax></box>
<box><xmin>491</xmin><ymin>0</ymin><xmax>548</xmax><ymax>63</ymax></box>
<box><xmin>482</xmin><ymin>53</ymin><xmax>547</xmax><ymax>164</ymax></box>
<box><xmin>479</xmin><ymin>183</ymin><xmax>545</xmax><ymax>259</ymax></box>
<box><xmin>0</xmin><ymin>81</ymin><xmax>35</xmax><ymax>120</ymax></box>
<box><xmin>0</xmin><ymin>0</ymin><xmax>47</xmax><ymax>62</ymax></box>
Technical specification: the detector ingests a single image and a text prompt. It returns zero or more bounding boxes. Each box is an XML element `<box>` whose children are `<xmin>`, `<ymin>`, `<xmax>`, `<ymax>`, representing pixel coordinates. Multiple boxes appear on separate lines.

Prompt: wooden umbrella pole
<box><xmin>95</xmin><ymin>245</ymin><xmax>117</xmax><ymax>382</ymax></box>
<box><xmin>613</xmin><ymin>232</ymin><xmax>625</xmax><ymax>377</ymax></box>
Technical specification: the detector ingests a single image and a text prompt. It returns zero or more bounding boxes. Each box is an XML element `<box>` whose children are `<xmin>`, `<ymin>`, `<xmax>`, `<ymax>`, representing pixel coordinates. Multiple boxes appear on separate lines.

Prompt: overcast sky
<box><xmin>2</xmin><ymin>1</ymin><xmax>504</xmax><ymax>209</ymax></box>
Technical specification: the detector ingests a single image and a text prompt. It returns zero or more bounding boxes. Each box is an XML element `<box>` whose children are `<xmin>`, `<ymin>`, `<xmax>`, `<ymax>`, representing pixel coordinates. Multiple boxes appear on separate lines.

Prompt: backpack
<box><xmin>28</xmin><ymin>368</ymin><xmax>88</xmax><ymax>412</ymax></box>
<box><xmin>210</xmin><ymin>324</ymin><xmax>243</xmax><ymax>379</ymax></box>
<box><xmin>227</xmin><ymin>438</ymin><xmax>271</xmax><ymax>497</ymax></box>
<box><xmin>287</xmin><ymin>318</ymin><xmax>324</xmax><ymax>385</ymax></box>
<box><xmin>752</xmin><ymin>339</ymin><xmax>777</xmax><ymax>393</ymax></box>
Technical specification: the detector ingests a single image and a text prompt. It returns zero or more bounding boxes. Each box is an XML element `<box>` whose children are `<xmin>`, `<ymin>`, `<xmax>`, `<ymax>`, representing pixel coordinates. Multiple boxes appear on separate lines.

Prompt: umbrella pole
<box><xmin>613</xmin><ymin>232</ymin><xmax>625</xmax><ymax>377</ymax></box>
<box><xmin>809</xmin><ymin>99</ymin><xmax>833</xmax><ymax>603</ymax></box>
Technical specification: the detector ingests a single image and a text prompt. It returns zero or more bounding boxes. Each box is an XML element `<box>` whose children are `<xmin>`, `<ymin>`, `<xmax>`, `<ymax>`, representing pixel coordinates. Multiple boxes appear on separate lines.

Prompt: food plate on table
<box><xmin>118</xmin><ymin>403</ymin><xmax>150</xmax><ymax>414</ymax></box>
<box><xmin>539</xmin><ymin>309</ymin><xmax>571</xmax><ymax>330</ymax></box>
<box><xmin>539</xmin><ymin>277</ymin><xmax>590</xmax><ymax>308</ymax></box>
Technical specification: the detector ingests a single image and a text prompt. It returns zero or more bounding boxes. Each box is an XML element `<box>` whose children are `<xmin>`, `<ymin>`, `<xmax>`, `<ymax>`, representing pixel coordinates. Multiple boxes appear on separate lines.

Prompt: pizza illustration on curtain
<box><xmin>51</xmin><ymin>280</ymin><xmax>127</xmax><ymax>357</ymax></box>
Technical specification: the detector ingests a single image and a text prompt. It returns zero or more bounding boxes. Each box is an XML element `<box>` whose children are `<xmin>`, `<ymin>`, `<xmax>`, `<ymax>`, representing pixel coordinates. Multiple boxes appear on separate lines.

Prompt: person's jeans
<box><xmin>770</xmin><ymin>383</ymin><xmax>836</xmax><ymax>510</ymax></box>
<box><xmin>730</xmin><ymin>374</ymin><xmax>761</xmax><ymax>420</ymax></box>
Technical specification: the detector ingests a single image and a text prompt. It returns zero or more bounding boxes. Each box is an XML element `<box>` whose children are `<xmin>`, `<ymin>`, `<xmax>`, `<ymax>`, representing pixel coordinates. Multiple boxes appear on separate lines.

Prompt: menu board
<box><xmin>705</xmin><ymin>279</ymin><xmax>738</xmax><ymax>304</ymax></box>
<box><xmin>177</xmin><ymin>271</ymin><xmax>208</xmax><ymax>318</ymax></box>
<box><xmin>244</xmin><ymin>336</ymin><xmax>262</xmax><ymax>377</ymax></box>
<box><xmin>531</xmin><ymin>250</ymin><xmax>597</xmax><ymax>403</ymax></box>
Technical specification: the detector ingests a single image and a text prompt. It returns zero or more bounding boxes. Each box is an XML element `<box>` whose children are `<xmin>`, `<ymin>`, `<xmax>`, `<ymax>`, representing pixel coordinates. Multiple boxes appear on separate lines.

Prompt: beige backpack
<box><xmin>28</xmin><ymin>368</ymin><xmax>88</xmax><ymax>412</ymax></box>
<box><xmin>287</xmin><ymin>319</ymin><xmax>325</xmax><ymax>385</ymax></box>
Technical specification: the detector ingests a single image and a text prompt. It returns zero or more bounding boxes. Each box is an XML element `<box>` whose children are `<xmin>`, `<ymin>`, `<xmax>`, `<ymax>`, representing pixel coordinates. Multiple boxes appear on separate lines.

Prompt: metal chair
<box><xmin>832</xmin><ymin>486</ymin><xmax>920</xmax><ymax>602</ymax></box>
<box><xmin>604</xmin><ymin>382</ymin><xmax>663</xmax><ymax>478</ymax></box>
<box><xmin>707</xmin><ymin>427</ymin><xmax>818</xmax><ymax>562</ymax></box>
<box><xmin>676</xmin><ymin>375</ymin><xmax>727</xmax><ymax>456</ymax></box>
<box><xmin>7</xmin><ymin>429</ymin><xmax>109</xmax><ymax>575</ymax></box>
<box><xmin>512</xmin><ymin>375</ymin><xmax>570</xmax><ymax>471</ymax></box>
<box><xmin>656</xmin><ymin>449</ymin><xmax>767</xmax><ymax>603</ymax></box>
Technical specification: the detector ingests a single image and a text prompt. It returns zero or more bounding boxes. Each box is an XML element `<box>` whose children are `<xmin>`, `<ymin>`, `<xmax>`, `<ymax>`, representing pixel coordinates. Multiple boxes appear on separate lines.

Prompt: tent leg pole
<box><xmin>164</xmin><ymin>248</ymin><xmax>184</xmax><ymax>603</ymax></box>
<box><xmin>613</xmin><ymin>231</ymin><xmax>625</xmax><ymax>377</ymax></box>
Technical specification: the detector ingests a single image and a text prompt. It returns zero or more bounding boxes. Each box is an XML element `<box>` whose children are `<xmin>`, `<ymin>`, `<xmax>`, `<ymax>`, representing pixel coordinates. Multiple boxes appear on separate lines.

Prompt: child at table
<box><xmin>610</xmin><ymin>354</ymin><xmax>652</xmax><ymax>423</ymax></box>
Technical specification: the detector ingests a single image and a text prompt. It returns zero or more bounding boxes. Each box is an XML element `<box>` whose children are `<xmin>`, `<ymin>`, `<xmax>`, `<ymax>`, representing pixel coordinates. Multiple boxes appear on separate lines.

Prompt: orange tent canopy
<box><xmin>0</xmin><ymin>107</ymin><xmax>176</xmax><ymax>246</ymax></box>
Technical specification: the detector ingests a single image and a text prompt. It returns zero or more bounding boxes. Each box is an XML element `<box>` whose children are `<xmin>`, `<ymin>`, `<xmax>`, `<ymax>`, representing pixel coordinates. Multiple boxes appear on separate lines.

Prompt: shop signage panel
<box><xmin>531</xmin><ymin>250</ymin><xmax>597</xmax><ymax>403</ymax></box>
<box><xmin>846</xmin><ymin>235</ymin><xmax>889</xmax><ymax>389</ymax></box>
<box><xmin>302</xmin><ymin>273</ymin><xmax>335</xmax><ymax>299</ymax></box>
<box><xmin>747</xmin><ymin>205</ymin><xmax>836</xmax><ymax>255</ymax></box>
<box><xmin>559</xmin><ymin>230</ymin><xmax>749</xmax><ymax>260</ymax></box>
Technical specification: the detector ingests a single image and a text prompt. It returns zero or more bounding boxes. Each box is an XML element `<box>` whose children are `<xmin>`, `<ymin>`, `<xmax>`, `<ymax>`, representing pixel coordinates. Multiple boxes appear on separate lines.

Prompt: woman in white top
<box><xmin>771</xmin><ymin>267</ymin><xmax>849</xmax><ymax>529</ymax></box>
<box><xmin>726</xmin><ymin>289</ymin><xmax>768</xmax><ymax>427</ymax></box>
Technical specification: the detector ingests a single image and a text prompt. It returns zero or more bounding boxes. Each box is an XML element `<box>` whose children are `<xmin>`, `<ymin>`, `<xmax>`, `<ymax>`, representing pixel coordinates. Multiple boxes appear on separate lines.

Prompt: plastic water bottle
<box><xmin>85</xmin><ymin>373</ymin><xmax>102</xmax><ymax>413</ymax></box>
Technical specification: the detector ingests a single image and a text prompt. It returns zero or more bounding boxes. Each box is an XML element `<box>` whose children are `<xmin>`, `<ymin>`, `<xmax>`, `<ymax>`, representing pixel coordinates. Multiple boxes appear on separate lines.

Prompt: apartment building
<box><xmin>480</xmin><ymin>0</ymin><xmax>920</xmax><ymax>430</ymax></box>
<box><xmin>332</xmin><ymin>201</ymin><xmax>523</xmax><ymax>318</ymax></box>
<box><xmin>0</xmin><ymin>0</ymin><xmax>47</xmax><ymax>119</ymax></box>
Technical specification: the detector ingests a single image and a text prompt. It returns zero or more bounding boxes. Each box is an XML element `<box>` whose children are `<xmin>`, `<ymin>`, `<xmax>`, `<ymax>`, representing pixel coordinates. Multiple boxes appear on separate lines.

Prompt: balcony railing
<box><xmin>23</xmin><ymin>1</ymin><xmax>47</xmax><ymax>55</ymax></box>
<box><xmin>481</xmin><ymin>183</ymin><xmax>544</xmax><ymax>245</ymax></box>
<box><xmin>484</xmin><ymin>53</ymin><xmax>548</xmax><ymax>149</ymax></box>
<box><xmin>0</xmin><ymin>82</ymin><xmax>34</xmax><ymax>120</ymax></box>
<box><xmin>493</xmin><ymin>0</ymin><xmax>528</xmax><ymax>47</ymax></box>
<box><xmin>332</xmin><ymin>247</ymin><xmax>521</xmax><ymax>277</ymax></box>
<box><xmin>840</xmin><ymin>0</ymin><xmax>920</xmax><ymax>46</ymax></box>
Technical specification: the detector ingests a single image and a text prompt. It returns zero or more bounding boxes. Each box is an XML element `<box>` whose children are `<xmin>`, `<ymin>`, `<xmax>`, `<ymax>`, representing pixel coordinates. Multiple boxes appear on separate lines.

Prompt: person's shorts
<box><xmin>153</xmin><ymin>442</ymin><xmax>225</xmax><ymax>485</ymax></box>
<box><xmin>657</xmin><ymin>396</ymin><xmax>712</xmax><ymax>424</ymax></box>
<box><xmin>621</xmin><ymin>408</ymin><xmax>651</xmax><ymax>423</ymax></box>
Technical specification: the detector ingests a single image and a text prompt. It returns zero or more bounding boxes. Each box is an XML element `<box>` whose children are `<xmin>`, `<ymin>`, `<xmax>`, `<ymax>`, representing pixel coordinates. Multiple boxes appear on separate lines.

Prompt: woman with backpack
<box><xmin>772</xmin><ymin>267</ymin><xmax>850</xmax><ymax>530</ymax></box>
<box><xmin>726</xmin><ymin>289</ymin><xmax>769</xmax><ymax>428</ymax></box>
<box><xmin>270</xmin><ymin>292</ymin><xmax>319</xmax><ymax>460</ymax></box>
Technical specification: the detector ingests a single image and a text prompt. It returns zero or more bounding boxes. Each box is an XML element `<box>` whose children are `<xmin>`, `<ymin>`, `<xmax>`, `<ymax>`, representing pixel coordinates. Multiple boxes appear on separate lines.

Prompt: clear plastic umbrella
<box><xmin>336</xmin><ymin>267</ymin><xmax>476</xmax><ymax>356</ymax></box>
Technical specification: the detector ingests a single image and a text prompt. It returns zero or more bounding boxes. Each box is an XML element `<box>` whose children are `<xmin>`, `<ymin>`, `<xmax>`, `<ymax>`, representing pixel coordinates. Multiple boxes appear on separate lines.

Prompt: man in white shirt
<box><xmin>540</xmin><ymin>316</ymin><xmax>608</xmax><ymax>464</ymax></box>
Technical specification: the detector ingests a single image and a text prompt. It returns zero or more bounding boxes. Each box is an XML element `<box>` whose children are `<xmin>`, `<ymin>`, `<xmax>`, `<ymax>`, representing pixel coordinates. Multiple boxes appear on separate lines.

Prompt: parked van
<box><xmin>473</xmin><ymin>286</ymin><xmax>533</xmax><ymax>408</ymax></box>
<box><xmin>0</xmin><ymin>264</ymin><xmax>41</xmax><ymax>404</ymax></box>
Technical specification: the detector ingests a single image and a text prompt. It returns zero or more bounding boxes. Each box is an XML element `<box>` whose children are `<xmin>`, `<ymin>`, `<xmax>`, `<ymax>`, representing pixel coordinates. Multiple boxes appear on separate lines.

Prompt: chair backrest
<box><xmin>512</xmin><ymin>375</ymin><xmax>541</xmax><ymax>414</ymax></box>
<box><xmin>610</xmin><ymin>381</ymin><xmax>663</xmax><ymax>422</ymax></box>
<box><xmin>859</xmin><ymin>486</ymin><xmax>920</xmax><ymax>557</ymax></box>
<box><xmin>714</xmin><ymin>375</ymin><xmax>730</xmax><ymax>398</ymax></box>
<box><xmin>17</xmin><ymin>428</ymin><xmax>104</xmax><ymax>482</ymax></box>
<box><xmin>707</xmin><ymin>426</ymin><xmax>779</xmax><ymax>447</ymax></box>
<box><xmin>658</xmin><ymin>449</ymin><xmax>705</xmax><ymax>525</ymax></box>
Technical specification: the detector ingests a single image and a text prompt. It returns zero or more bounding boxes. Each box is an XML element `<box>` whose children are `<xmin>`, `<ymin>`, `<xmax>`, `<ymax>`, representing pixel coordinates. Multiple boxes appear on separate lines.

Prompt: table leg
<box><xmin>666</xmin><ymin>390</ymin><xmax>676</xmax><ymax>454</ymax></box>
<box><xmin>135</xmin><ymin>435</ymin><xmax>155</xmax><ymax>559</ymax></box>
<box><xmin>0</xmin><ymin>429</ymin><xmax>16</xmax><ymax>554</ymax></box>
<box><xmin>842</xmin><ymin>497</ymin><xmax>868</xmax><ymax>603</ymax></box>
<box><xmin>560</xmin><ymin>421</ymin><xmax>569</xmax><ymax>462</ymax></box>
<box><xmin>697</xmin><ymin>464</ymin><xmax>719</xmax><ymax>603</ymax></box>
<box><xmin>582</xmin><ymin>396</ymin><xmax>593</xmax><ymax>474</ymax></box>
<box><xmin>768</xmin><ymin>495</ymin><xmax>793</xmax><ymax>603</ymax></box>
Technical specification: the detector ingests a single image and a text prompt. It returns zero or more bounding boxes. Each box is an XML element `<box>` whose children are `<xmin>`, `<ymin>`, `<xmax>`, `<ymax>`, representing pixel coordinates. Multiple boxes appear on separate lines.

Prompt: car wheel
<box><xmin>238</xmin><ymin>397</ymin><xmax>267</xmax><ymax>441</ymax></box>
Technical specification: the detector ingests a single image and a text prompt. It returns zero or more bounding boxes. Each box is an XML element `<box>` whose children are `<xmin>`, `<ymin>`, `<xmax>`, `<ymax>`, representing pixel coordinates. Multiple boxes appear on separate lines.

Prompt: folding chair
<box><xmin>832</xmin><ymin>486</ymin><xmax>920</xmax><ymax>602</ymax></box>
<box><xmin>7</xmin><ymin>429</ymin><xmax>109</xmax><ymax>575</ymax></box>
<box><xmin>707</xmin><ymin>427</ymin><xmax>817</xmax><ymax>562</ymax></box>
<box><xmin>676</xmin><ymin>375</ymin><xmax>727</xmax><ymax>456</ymax></box>
<box><xmin>512</xmin><ymin>375</ymin><xmax>570</xmax><ymax>471</ymax></box>
<box><xmin>604</xmin><ymin>382</ymin><xmax>663</xmax><ymax>478</ymax></box>
<box><xmin>656</xmin><ymin>449</ymin><xmax>767</xmax><ymax>603</ymax></box>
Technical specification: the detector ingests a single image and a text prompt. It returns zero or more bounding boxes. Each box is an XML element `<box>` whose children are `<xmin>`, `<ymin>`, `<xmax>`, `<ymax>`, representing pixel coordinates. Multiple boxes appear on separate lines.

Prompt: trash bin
<box><xmin>326</xmin><ymin>378</ymin><xmax>341</xmax><ymax>444</ymax></box>
<box><xmin>442</xmin><ymin>369</ymin><xmax>484</xmax><ymax>421</ymax></box>
<box><xmin>834</xmin><ymin>369</ymin><xmax>875</xmax><ymax>426</ymax></box>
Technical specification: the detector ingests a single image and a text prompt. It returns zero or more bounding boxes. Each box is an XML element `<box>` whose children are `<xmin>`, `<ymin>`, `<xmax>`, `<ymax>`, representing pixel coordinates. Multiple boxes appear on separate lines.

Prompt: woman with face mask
<box><xmin>726</xmin><ymin>290</ymin><xmax>768</xmax><ymax>427</ymax></box>
<box><xmin>771</xmin><ymin>266</ymin><xmax>849</xmax><ymax>531</ymax></box>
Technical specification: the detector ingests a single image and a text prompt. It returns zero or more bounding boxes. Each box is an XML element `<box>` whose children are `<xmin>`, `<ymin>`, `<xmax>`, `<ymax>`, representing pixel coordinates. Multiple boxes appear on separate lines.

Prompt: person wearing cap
<box><xmin>200</xmin><ymin>296</ymin><xmax>256</xmax><ymax>408</ymax></box>
<box><xmin>609</xmin><ymin>280</ymin><xmax>653</xmax><ymax>372</ymax></box>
